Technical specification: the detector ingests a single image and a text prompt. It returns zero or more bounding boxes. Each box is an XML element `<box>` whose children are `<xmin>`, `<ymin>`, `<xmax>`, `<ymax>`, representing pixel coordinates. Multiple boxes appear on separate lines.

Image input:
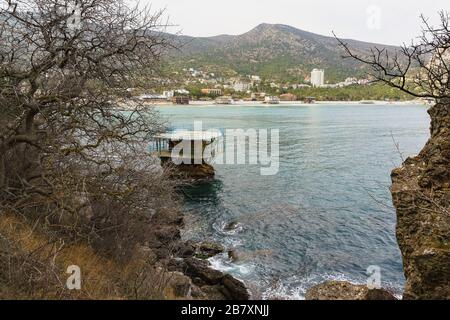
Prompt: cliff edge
<box><xmin>391</xmin><ymin>101</ymin><xmax>450</xmax><ymax>300</ymax></box>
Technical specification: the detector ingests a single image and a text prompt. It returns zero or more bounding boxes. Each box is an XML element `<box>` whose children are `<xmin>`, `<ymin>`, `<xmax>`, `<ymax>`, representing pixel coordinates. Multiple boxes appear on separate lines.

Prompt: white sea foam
<box><xmin>261</xmin><ymin>273</ymin><xmax>360</xmax><ymax>300</ymax></box>
<box><xmin>208</xmin><ymin>254</ymin><xmax>254</xmax><ymax>275</ymax></box>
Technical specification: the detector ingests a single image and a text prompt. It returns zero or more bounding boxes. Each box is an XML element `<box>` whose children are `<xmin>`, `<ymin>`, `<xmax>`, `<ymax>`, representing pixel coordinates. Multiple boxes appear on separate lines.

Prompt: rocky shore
<box><xmin>390</xmin><ymin>101</ymin><xmax>450</xmax><ymax>300</ymax></box>
<box><xmin>305</xmin><ymin>281</ymin><xmax>397</xmax><ymax>300</ymax></box>
<box><xmin>141</xmin><ymin>204</ymin><xmax>250</xmax><ymax>300</ymax></box>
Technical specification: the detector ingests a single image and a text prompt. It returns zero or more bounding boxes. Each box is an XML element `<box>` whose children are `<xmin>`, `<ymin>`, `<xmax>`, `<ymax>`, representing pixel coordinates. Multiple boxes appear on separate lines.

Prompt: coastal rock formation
<box><xmin>305</xmin><ymin>281</ymin><xmax>397</xmax><ymax>300</ymax></box>
<box><xmin>162</xmin><ymin>271</ymin><xmax>194</xmax><ymax>298</ymax></box>
<box><xmin>181</xmin><ymin>258</ymin><xmax>250</xmax><ymax>300</ymax></box>
<box><xmin>221</xmin><ymin>274</ymin><xmax>251</xmax><ymax>300</ymax></box>
<box><xmin>196</xmin><ymin>242</ymin><xmax>225</xmax><ymax>258</ymax></box>
<box><xmin>166</xmin><ymin>163</ymin><xmax>215</xmax><ymax>180</ymax></box>
<box><xmin>391</xmin><ymin>101</ymin><xmax>450</xmax><ymax>300</ymax></box>
<box><xmin>184</xmin><ymin>258</ymin><xmax>225</xmax><ymax>285</ymax></box>
<box><xmin>178</xmin><ymin>163</ymin><xmax>215</xmax><ymax>180</ymax></box>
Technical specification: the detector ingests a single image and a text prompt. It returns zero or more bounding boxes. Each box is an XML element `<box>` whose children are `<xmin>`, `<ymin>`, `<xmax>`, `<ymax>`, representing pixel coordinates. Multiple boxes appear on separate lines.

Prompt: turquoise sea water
<box><xmin>156</xmin><ymin>103</ymin><xmax>430</xmax><ymax>299</ymax></box>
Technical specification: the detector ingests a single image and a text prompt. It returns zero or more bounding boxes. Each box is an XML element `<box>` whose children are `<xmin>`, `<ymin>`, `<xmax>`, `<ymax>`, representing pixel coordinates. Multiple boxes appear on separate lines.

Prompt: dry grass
<box><xmin>0</xmin><ymin>213</ymin><xmax>176</xmax><ymax>300</ymax></box>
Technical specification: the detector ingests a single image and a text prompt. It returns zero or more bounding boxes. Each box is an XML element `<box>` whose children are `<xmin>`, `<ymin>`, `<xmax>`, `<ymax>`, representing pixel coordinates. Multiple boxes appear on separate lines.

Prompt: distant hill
<box><xmin>168</xmin><ymin>23</ymin><xmax>401</xmax><ymax>82</ymax></box>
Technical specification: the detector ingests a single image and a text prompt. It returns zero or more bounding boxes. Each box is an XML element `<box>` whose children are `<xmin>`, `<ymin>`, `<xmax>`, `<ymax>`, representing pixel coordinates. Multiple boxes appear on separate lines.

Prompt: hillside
<box><xmin>168</xmin><ymin>23</ymin><xmax>401</xmax><ymax>82</ymax></box>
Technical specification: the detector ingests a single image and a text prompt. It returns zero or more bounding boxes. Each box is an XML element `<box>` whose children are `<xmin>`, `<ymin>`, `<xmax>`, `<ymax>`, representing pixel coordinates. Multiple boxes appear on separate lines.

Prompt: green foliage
<box><xmin>290</xmin><ymin>84</ymin><xmax>413</xmax><ymax>101</ymax></box>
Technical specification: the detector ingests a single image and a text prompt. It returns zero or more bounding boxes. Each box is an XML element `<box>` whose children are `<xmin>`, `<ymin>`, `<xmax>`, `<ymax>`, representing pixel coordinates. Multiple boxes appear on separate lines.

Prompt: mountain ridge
<box><xmin>168</xmin><ymin>23</ymin><xmax>401</xmax><ymax>82</ymax></box>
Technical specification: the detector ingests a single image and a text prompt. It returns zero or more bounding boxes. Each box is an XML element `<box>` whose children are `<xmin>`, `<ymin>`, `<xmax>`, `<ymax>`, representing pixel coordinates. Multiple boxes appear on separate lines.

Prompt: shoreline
<box><xmin>150</xmin><ymin>100</ymin><xmax>428</xmax><ymax>107</ymax></box>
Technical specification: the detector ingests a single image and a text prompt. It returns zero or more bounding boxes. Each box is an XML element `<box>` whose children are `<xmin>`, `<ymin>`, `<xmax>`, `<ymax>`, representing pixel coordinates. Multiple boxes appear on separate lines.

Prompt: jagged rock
<box><xmin>164</xmin><ymin>272</ymin><xmax>193</xmax><ymax>298</ymax></box>
<box><xmin>391</xmin><ymin>102</ymin><xmax>450</xmax><ymax>300</ymax></box>
<box><xmin>170</xmin><ymin>163</ymin><xmax>215</xmax><ymax>180</ymax></box>
<box><xmin>182</xmin><ymin>258</ymin><xmax>250</xmax><ymax>300</ymax></box>
<box><xmin>200</xmin><ymin>285</ymin><xmax>227</xmax><ymax>300</ymax></box>
<box><xmin>190</xmin><ymin>285</ymin><xmax>208</xmax><ymax>299</ymax></box>
<box><xmin>221</xmin><ymin>274</ymin><xmax>251</xmax><ymax>300</ymax></box>
<box><xmin>224</xmin><ymin>221</ymin><xmax>240</xmax><ymax>231</ymax></box>
<box><xmin>196</xmin><ymin>242</ymin><xmax>224</xmax><ymax>258</ymax></box>
<box><xmin>305</xmin><ymin>281</ymin><xmax>397</xmax><ymax>300</ymax></box>
<box><xmin>227</xmin><ymin>250</ymin><xmax>241</xmax><ymax>262</ymax></box>
<box><xmin>174</xmin><ymin>241</ymin><xmax>197</xmax><ymax>258</ymax></box>
<box><xmin>184</xmin><ymin>258</ymin><xmax>224</xmax><ymax>285</ymax></box>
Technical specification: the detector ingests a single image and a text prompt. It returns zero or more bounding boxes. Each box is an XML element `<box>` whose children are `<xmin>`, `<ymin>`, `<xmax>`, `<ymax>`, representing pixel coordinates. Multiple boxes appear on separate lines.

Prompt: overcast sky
<box><xmin>141</xmin><ymin>0</ymin><xmax>449</xmax><ymax>45</ymax></box>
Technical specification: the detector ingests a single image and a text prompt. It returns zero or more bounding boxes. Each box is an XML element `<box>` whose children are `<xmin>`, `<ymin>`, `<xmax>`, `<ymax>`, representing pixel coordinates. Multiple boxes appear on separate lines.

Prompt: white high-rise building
<box><xmin>311</xmin><ymin>69</ymin><xmax>325</xmax><ymax>87</ymax></box>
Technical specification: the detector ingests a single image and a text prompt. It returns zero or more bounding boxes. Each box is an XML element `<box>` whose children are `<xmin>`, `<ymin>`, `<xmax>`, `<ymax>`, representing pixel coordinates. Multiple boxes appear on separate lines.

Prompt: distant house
<box><xmin>233</xmin><ymin>83</ymin><xmax>251</xmax><ymax>92</ymax></box>
<box><xmin>172</xmin><ymin>96</ymin><xmax>190</xmax><ymax>105</ymax></box>
<box><xmin>251</xmin><ymin>92</ymin><xmax>266</xmax><ymax>101</ymax></box>
<box><xmin>175</xmin><ymin>89</ymin><xmax>190</xmax><ymax>95</ymax></box>
<box><xmin>215</xmin><ymin>96</ymin><xmax>234</xmax><ymax>105</ymax></box>
<box><xmin>138</xmin><ymin>94</ymin><xmax>167</xmax><ymax>102</ymax></box>
<box><xmin>163</xmin><ymin>90</ymin><xmax>174</xmax><ymax>98</ymax></box>
<box><xmin>270</xmin><ymin>82</ymin><xmax>279</xmax><ymax>89</ymax></box>
<box><xmin>201</xmin><ymin>88</ymin><xmax>222</xmax><ymax>95</ymax></box>
<box><xmin>280</xmin><ymin>93</ymin><xmax>297</xmax><ymax>101</ymax></box>
<box><xmin>264</xmin><ymin>96</ymin><xmax>280</xmax><ymax>104</ymax></box>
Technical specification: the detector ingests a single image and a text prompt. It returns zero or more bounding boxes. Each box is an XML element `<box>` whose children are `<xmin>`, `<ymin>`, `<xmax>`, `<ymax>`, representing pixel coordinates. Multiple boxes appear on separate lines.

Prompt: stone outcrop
<box><xmin>391</xmin><ymin>101</ymin><xmax>450</xmax><ymax>300</ymax></box>
<box><xmin>184</xmin><ymin>258</ymin><xmax>225</xmax><ymax>285</ymax></box>
<box><xmin>305</xmin><ymin>281</ymin><xmax>397</xmax><ymax>300</ymax></box>
<box><xmin>167</xmin><ymin>163</ymin><xmax>215</xmax><ymax>180</ymax></box>
<box><xmin>181</xmin><ymin>257</ymin><xmax>251</xmax><ymax>300</ymax></box>
<box><xmin>196</xmin><ymin>242</ymin><xmax>224</xmax><ymax>259</ymax></box>
<box><xmin>221</xmin><ymin>274</ymin><xmax>251</xmax><ymax>300</ymax></box>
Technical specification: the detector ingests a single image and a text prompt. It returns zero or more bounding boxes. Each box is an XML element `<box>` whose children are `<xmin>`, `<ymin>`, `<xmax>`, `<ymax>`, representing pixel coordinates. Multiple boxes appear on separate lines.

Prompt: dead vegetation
<box><xmin>0</xmin><ymin>0</ymin><xmax>184</xmax><ymax>299</ymax></box>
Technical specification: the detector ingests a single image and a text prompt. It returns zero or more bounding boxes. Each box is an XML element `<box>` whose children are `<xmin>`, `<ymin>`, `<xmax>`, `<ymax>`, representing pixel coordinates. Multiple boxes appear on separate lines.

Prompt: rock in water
<box><xmin>183</xmin><ymin>258</ymin><xmax>250</xmax><ymax>300</ymax></box>
<box><xmin>391</xmin><ymin>102</ymin><xmax>450</xmax><ymax>300</ymax></box>
<box><xmin>305</xmin><ymin>281</ymin><xmax>397</xmax><ymax>300</ymax></box>
<box><xmin>197</xmin><ymin>242</ymin><xmax>224</xmax><ymax>258</ymax></box>
<box><xmin>184</xmin><ymin>258</ymin><xmax>224</xmax><ymax>285</ymax></box>
<box><xmin>172</xmin><ymin>163</ymin><xmax>215</xmax><ymax>180</ymax></box>
<box><xmin>221</xmin><ymin>274</ymin><xmax>251</xmax><ymax>300</ymax></box>
<box><xmin>227</xmin><ymin>250</ymin><xmax>240</xmax><ymax>262</ymax></box>
<box><xmin>224</xmin><ymin>221</ymin><xmax>240</xmax><ymax>231</ymax></box>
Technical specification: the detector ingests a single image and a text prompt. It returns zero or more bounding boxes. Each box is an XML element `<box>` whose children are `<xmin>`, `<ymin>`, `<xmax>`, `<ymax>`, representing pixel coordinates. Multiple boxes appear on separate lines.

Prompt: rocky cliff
<box><xmin>391</xmin><ymin>101</ymin><xmax>450</xmax><ymax>300</ymax></box>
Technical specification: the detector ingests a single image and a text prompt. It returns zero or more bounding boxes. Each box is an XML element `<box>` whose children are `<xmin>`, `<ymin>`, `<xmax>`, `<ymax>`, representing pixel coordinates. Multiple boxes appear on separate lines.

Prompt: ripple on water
<box><xmin>166</xmin><ymin>104</ymin><xmax>429</xmax><ymax>299</ymax></box>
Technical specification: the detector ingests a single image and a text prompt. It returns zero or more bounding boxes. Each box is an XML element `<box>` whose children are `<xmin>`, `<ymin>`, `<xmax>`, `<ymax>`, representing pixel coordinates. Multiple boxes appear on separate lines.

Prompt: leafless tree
<box><xmin>335</xmin><ymin>11</ymin><xmax>450</xmax><ymax>101</ymax></box>
<box><xmin>0</xmin><ymin>0</ymin><xmax>182</xmax><ymax>297</ymax></box>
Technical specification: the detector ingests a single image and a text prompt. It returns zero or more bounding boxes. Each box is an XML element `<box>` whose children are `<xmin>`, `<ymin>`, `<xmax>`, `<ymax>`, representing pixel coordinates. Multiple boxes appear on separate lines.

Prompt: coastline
<box><xmin>149</xmin><ymin>100</ymin><xmax>428</xmax><ymax>107</ymax></box>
